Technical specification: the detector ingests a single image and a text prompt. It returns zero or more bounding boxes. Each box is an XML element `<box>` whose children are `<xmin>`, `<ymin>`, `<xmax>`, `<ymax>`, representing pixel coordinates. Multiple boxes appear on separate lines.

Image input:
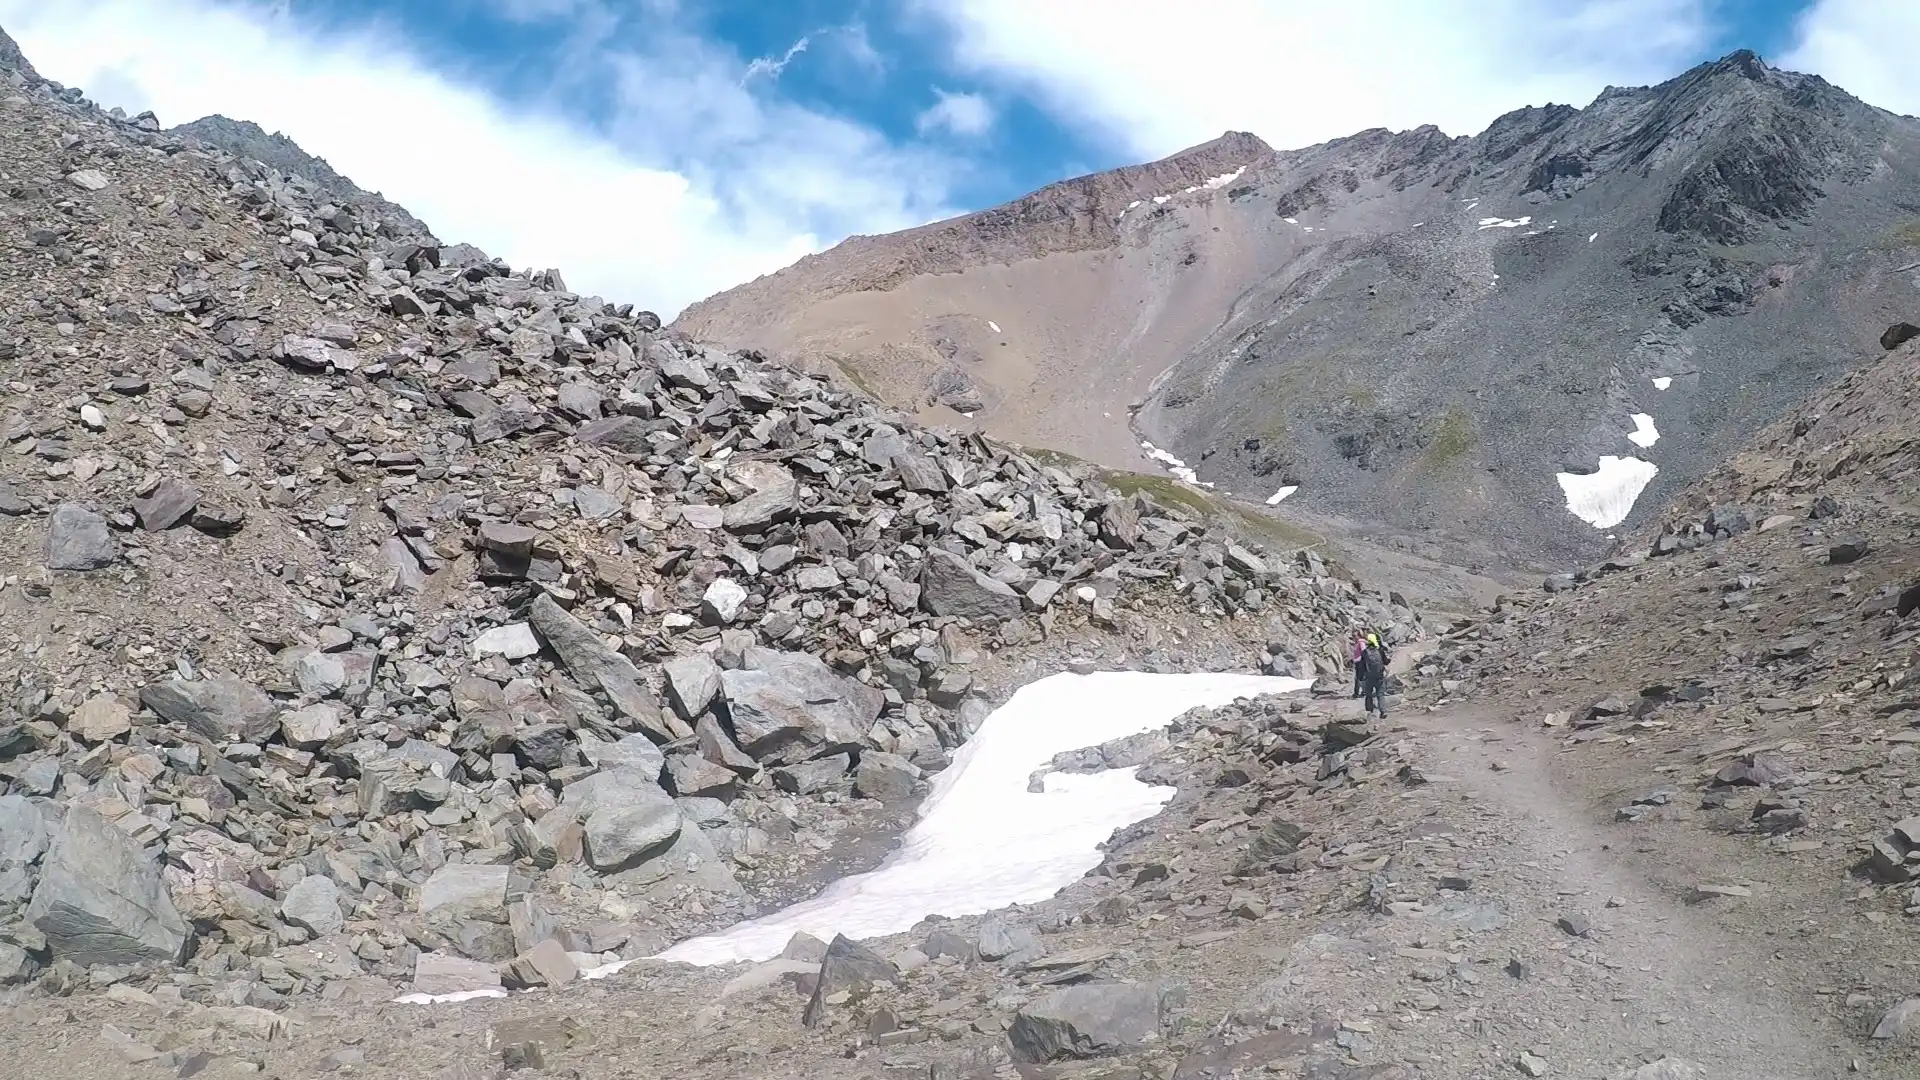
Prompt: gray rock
<box><xmin>578</xmin><ymin>733</ymin><xmax>665</xmax><ymax>784</ymax></box>
<box><xmin>720</xmin><ymin>648</ymin><xmax>884</xmax><ymax>765</ymax></box>
<box><xmin>893</xmin><ymin>451</ymin><xmax>949</xmax><ymax>493</ymax></box>
<box><xmin>477</xmin><ymin>520</ymin><xmax>536</xmax><ymax>557</ymax></box>
<box><xmin>27</xmin><ymin>807</ymin><xmax>190</xmax><ymax>966</ymax></box>
<box><xmin>803</xmin><ymin>934</ymin><xmax>899</xmax><ymax>1027</ymax></box>
<box><xmin>1628</xmin><ymin>1060</ymin><xmax>1707</xmax><ymax>1080</ymax></box>
<box><xmin>419</xmin><ymin>864</ymin><xmax>509</xmax><ymax>915</ymax></box>
<box><xmin>772</xmin><ymin>754</ymin><xmax>852</xmax><ymax>795</ymax></box>
<box><xmin>663</xmin><ymin>652</ymin><xmax>722</xmax><ymax>720</ymax></box>
<box><xmin>854</xmin><ymin>751</ymin><xmax>921</xmax><ymax>802</ymax></box>
<box><xmin>566</xmin><ymin>769</ymin><xmax>682</xmax><ymax>872</ymax></box>
<box><xmin>1873</xmin><ymin>999</ymin><xmax>1920</xmax><ymax>1041</ymax></box>
<box><xmin>977</xmin><ymin>918</ymin><xmax>1039</xmax><ymax>963</ymax></box>
<box><xmin>281</xmin><ymin>875</ymin><xmax>345</xmax><ymax>936</ymax></box>
<box><xmin>70</xmin><ymin>693</ymin><xmax>133</xmax><ymax>743</ymax></box>
<box><xmin>920</xmin><ymin>549</ymin><xmax>1022</xmax><ymax>620</ymax></box>
<box><xmin>473</xmin><ymin>622</ymin><xmax>540</xmax><ymax>660</ymax></box>
<box><xmin>782</xmin><ymin>932</ymin><xmax>830</xmax><ymax>963</ymax></box>
<box><xmin>280</xmin><ymin>703</ymin><xmax>342</xmax><ymax>750</ymax></box>
<box><xmin>666</xmin><ymin>753</ymin><xmax>738</xmax><ymax>799</ymax></box>
<box><xmin>411</xmin><ymin>953</ymin><xmax>501</xmax><ymax>997</ymax></box>
<box><xmin>701</xmin><ymin>578</ymin><xmax>748</xmax><ymax>624</ymax></box>
<box><xmin>575</xmin><ymin>415</ymin><xmax>653</xmax><ymax>454</ymax></box>
<box><xmin>133</xmin><ymin>478</ymin><xmax>202</xmax><ymax>530</ymax></box>
<box><xmin>555</xmin><ymin>382</ymin><xmax>603</xmax><ymax>419</ymax></box>
<box><xmin>0</xmin><ymin>794</ymin><xmax>48</xmax><ymax>874</ymax></box>
<box><xmin>528</xmin><ymin>595</ymin><xmax>680</xmax><ymax>738</ymax></box>
<box><xmin>44</xmin><ymin>503</ymin><xmax>117</xmax><ymax>570</ymax></box>
<box><xmin>721</xmin><ymin>461</ymin><xmax>799</xmax><ymax>532</ymax></box>
<box><xmin>1008</xmin><ymin>982</ymin><xmax>1164</xmax><ymax>1062</ymax></box>
<box><xmin>139</xmin><ymin>677</ymin><xmax>279</xmax><ymax>742</ymax></box>
<box><xmin>0</xmin><ymin>940</ymin><xmax>35</xmax><ymax>985</ymax></box>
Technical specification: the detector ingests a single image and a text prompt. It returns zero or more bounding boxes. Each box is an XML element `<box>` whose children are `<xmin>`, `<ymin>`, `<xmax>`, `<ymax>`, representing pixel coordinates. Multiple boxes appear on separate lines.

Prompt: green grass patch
<box><xmin>1895</xmin><ymin>220</ymin><xmax>1920</xmax><ymax>249</ymax></box>
<box><xmin>1425</xmin><ymin>409</ymin><xmax>1477</xmax><ymax>467</ymax></box>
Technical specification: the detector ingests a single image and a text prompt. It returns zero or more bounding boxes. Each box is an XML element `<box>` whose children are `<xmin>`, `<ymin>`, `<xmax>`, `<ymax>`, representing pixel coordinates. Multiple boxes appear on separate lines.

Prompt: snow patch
<box><xmin>1557</xmin><ymin>456</ymin><xmax>1658</xmax><ymax>529</ymax></box>
<box><xmin>1477</xmin><ymin>216</ymin><xmax>1532</xmax><ymax>230</ymax></box>
<box><xmin>651</xmin><ymin>671</ymin><xmax>1308</xmax><ymax>966</ymax></box>
<box><xmin>987</xmin><ymin>321</ymin><xmax>1001</xmax><ymax>334</ymax></box>
<box><xmin>1140</xmin><ymin>441</ymin><xmax>1213</xmax><ymax>489</ymax></box>
<box><xmin>1627</xmin><ymin>413</ymin><xmax>1660</xmax><ymax>448</ymax></box>
<box><xmin>1588</xmin><ymin>232</ymin><xmax>1599</xmax><ymax>243</ymax></box>
<box><xmin>1411</xmin><ymin>222</ymin><xmax>1424</xmax><ymax>228</ymax></box>
<box><xmin>1265</xmin><ymin>485</ymin><xmax>1298</xmax><ymax>505</ymax></box>
<box><xmin>1283</xmin><ymin>217</ymin><xmax>1298</xmax><ymax>224</ymax></box>
<box><xmin>1652</xmin><ymin>376</ymin><xmax>1673</xmax><ymax>390</ymax></box>
<box><xmin>1152</xmin><ymin>195</ymin><xmax>1170</xmax><ymax>204</ymax></box>
<box><xmin>395</xmin><ymin>988</ymin><xmax>510</xmax><ymax>1006</ymax></box>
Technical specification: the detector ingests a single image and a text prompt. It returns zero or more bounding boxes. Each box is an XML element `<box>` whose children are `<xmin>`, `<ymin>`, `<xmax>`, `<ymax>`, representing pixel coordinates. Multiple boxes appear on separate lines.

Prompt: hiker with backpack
<box><xmin>1357</xmin><ymin>632</ymin><xmax>1390</xmax><ymax>718</ymax></box>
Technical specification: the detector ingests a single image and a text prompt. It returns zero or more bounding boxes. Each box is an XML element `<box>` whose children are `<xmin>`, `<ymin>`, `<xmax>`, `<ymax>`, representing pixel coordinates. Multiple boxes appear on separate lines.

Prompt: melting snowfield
<box><xmin>1266</xmin><ymin>485</ymin><xmax>1298</xmax><ymax>505</ymax></box>
<box><xmin>1557</xmin><ymin>456</ymin><xmax>1659</xmax><ymax>529</ymax></box>
<box><xmin>651</xmin><ymin>671</ymin><xmax>1307</xmax><ymax>967</ymax></box>
<box><xmin>1139</xmin><ymin>441</ymin><xmax>1212</xmax><ymax>488</ymax></box>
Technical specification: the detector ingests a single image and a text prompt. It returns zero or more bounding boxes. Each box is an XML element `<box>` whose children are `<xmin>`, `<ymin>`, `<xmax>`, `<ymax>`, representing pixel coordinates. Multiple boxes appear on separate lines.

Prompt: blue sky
<box><xmin>3</xmin><ymin>1</ymin><xmax>1915</xmax><ymax>317</ymax></box>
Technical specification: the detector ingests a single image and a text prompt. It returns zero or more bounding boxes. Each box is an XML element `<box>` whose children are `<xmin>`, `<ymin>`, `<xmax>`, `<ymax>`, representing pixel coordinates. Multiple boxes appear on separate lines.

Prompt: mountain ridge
<box><xmin>677</xmin><ymin>49</ymin><xmax>1920</xmax><ymax>565</ymax></box>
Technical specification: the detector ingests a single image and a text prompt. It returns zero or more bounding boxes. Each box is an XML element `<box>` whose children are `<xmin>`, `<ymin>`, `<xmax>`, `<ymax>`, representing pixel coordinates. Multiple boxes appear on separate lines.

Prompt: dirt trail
<box><xmin>1375</xmin><ymin>704</ymin><xmax>1854</xmax><ymax>1078</ymax></box>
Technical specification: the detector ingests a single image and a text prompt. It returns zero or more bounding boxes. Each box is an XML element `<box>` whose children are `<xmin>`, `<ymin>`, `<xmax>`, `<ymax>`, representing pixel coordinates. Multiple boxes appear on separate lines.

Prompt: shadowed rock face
<box><xmin>0</xmin><ymin>26</ymin><xmax>33</xmax><ymax>79</ymax></box>
<box><xmin>679</xmin><ymin>50</ymin><xmax>1920</xmax><ymax>565</ymax></box>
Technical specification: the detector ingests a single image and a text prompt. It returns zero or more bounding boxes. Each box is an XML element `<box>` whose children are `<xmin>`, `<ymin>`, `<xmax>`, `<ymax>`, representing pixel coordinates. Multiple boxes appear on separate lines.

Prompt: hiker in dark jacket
<box><xmin>1358</xmin><ymin>632</ymin><xmax>1389</xmax><ymax>718</ymax></box>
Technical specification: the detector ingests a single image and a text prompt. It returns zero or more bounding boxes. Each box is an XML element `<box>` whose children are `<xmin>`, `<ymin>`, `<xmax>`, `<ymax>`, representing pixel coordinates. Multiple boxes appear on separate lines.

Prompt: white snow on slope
<box><xmin>988</xmin><ymin>321</ymin><xmax>1001</xmax><ymax>334</ymax></box>
<box><xmin>1186</xmin><ymin>166</ymin><xmax>1245</xmax><ymax>193</ymax></box>
<box><xmin>1284</xmin><ymin>217</ymin><xmax>1298</xmax><ymax>224</ymax></box>
<box><xmin>1140</xmin><ymin>441</ymin><xmax>1213</xmax><ymax>488</ymax></box>
<box><xmin>1627</xmin><ymin>413</ymin><xmax>1660</xmax><ymax>448</ymax></box>
<box><xmin>650</xmin><ymin>671</ymin><xmax>1308</xmax><ymax>966</ymax></box>
<box><xmin>395</xmin><ymin>988</ymin><xmax>508</xmax><ymax>1005</ymax></box>
<box><xmin>1265</xmin><ymin>485</ymin><xmax>1298</xmax><ymax>505</ymax></box>
<box><xmin>1652</xmin><ymin>376</ymin><xmax>1673</xmax><ymax>390</ymax></box>
<box><xmin>1477</xmin><ymin>216</ymin><xmax>1532</xmax><ymax>230</ymax></box>
<box><xmin>1557</xmin><ymin>456</ymin><xmax>1658</xmax><ymax>529</ymax></box>
<box><xmin>1589</xmin><ymin>232</ymin><xmax>1599</xmax><ymax>243</ymax></box>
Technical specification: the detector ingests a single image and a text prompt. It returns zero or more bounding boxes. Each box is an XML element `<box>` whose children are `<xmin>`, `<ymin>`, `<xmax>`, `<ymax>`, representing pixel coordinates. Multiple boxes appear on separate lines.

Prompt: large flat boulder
<box><xmin>138</xmin><ymin>677</ymin><xmax>279</xmax><ymax>743</ymax></box>
<box><xmin>1008</xmin><ymin>982</ymin><xmax>1164</xmax><ymax>1063</ymax></box>
<box><xmin>26</xmin><ymin>807</ymin><xmax>189</xmax><ymax>966</ymax></box>
<box><xmin>920</xmin><ymin>549</ymin><xmax>1022</xmax><ymax>620</ymax></box>
<box><xmin>528</xmin><ymin>595</ymin><xmax>686</xmax><ymax>741</ymax></box>
<box><xmin>720</xmin><ymin>647</ymin><xmax>883</xmax><ymax>766</ymax></box>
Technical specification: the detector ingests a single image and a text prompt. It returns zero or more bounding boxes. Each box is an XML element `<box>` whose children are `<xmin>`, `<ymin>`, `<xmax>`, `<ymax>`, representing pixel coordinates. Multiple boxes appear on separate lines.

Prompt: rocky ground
<box><xmin>2</xmin><ymin>17</ymin><xmax>1918</xmax><ymax>1080</ymax></box>
<box><xmin>0</xmin><ymin>21</ymin><xmax>1423</xmax><ymax>1037</ymax></box>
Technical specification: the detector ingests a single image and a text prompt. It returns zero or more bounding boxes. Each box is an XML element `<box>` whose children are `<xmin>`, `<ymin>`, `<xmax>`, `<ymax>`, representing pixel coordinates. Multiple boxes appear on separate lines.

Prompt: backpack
<box><xmin>1360</xmin><ymin>645</ymin><xmax>1385</xmax><ymax>680</ymax></box>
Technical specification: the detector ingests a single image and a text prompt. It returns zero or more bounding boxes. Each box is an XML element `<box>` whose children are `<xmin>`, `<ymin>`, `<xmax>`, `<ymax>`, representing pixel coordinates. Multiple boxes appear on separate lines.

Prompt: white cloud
<box><xmin>743</xmin><ymin>34</ymin><xmax>810</xmax><ymax>84</ymax></box>
<box><xmin>1782</xmin><ymin>0</ymin><xmax>1920</xmax><ymax>115</ymax></box>
<box><xmin>917</xmin><ymin>87</ymin><xmax>995</xmax><ymax>137</ymax></box>
<box><xmin>920</xmin><ymin>0</ymin><xmax>1718</xmax><ymax>158</ymax></box>
<box><xmin>0</xmin><ymin>0</ymin><xmax>955</xmax><ymax>319</ymax></box>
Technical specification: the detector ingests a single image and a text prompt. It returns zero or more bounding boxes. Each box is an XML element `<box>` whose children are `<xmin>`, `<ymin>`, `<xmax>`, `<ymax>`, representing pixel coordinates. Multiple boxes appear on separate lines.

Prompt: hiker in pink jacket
<box><xmin>1349</xmin><ymin>632</ymin><xmax>1367</xmax><ymax>698</ymax></box>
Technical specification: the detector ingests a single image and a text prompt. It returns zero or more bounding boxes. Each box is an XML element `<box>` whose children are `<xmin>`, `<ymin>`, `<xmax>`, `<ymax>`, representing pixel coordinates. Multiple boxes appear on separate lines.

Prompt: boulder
<box><xmin>70</xmin><ymin>694</ymin><xmax>133</xmax><ymax>743</ymax></box>
<box><xmin>529</xmin><ymin>595</ymin><xmax>684</xmax><ymax>739</ymax></box>
<box><xmin>803</xmin><ymin>934</ymin><xmax>899</xmax><ymax>1027</ymax></box>
<box><xmin>1882</xmin><ymin>322</ymin><xmax>1920</xmax><ymax>351</ymax></box>
<box><xmin>419</xmin><ymin>864</ymin><xmax>509</xmax><ymax>916</ymax></box>
<box><xmin>27</xmin><ymin>807</ymin><xmax>189</xmax><ymax>966</ymax></box>
<box><xmin>663</xmin><ymin>653</ymin><xmax>722</xmax><ymax>720</ymax></box>
<box><xmin>720</xmin><ymin>648</ymin><xmax>884</xmax><ymax>765</ymax></box>
<box><xmin>139</xmin><ymin>677</ymin><xmax>279</xmax><ymax>743</ymax></box>
<box><xmin>132</xmin><ymin>478</ymin><xmax>202</xmax><ymax>531</ymax></box>
<box><xmin>43</xmin><ymin>503</ymin><xmax>117</xmax><ymax>570</ymax></box>
<box><xmin>854</xmin><ymin>752</ymin><xmax>921</xmax><ymax>802</ymax></box>
<box><xmin>1008</xmin><ymin>982</ymin><xmax>1164</xmax><ymax>1063</ymax></box>
<box><xmin>722</xmin><ymin>460</ymin><xmax>799</xmax><ymax>532</ymax></box>
<box><xmin>920</xmin><ymin>549</ymin><xmax>1023</xmax><ymax>620</ymax></box>
<box><xmin>281</xmin><ymin>875</ymin><xmax>345</xmax><ymax>936</ymax></box>
<box><xmin>565</xmin><ymin>769</ymin><xmax>682</xmax><ymax>872</ymax></box>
